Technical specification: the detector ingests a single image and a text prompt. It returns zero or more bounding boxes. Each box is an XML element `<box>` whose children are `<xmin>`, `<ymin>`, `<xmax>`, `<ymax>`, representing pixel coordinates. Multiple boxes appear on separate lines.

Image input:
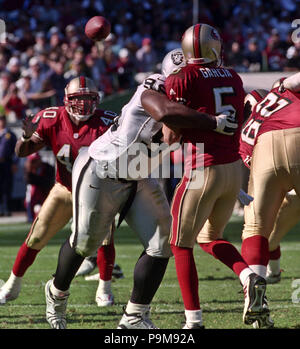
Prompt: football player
<box><xmin>44</xmin><ymin>48</ymin><xmax>239</xmax><ymax>329</ymax></box>
<box><xmin>240</xmin><ymin>85</ymin><xmax>300</xmax><ymax>287</ymax></box>
<box><xmin>0</xmin><ymin>76</ymin><xmax>117</xmax><ymax>307</ymax></box>
<box><xmin>155</xmin><ymin>23</ymin><xmax>266</xmax><ymax>329</ymax></box>
<box><xmin>240</xmin><ymin>72</ymin><xmax>300</xmax><ymax>327</ymax></box>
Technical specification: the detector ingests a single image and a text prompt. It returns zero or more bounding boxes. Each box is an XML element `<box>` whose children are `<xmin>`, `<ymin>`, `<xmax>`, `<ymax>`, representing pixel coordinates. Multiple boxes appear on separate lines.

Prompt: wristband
<box><xmin>21</xmin><ymin>133</ymin><xmax>31</xmax><ymax>142</ymax></box>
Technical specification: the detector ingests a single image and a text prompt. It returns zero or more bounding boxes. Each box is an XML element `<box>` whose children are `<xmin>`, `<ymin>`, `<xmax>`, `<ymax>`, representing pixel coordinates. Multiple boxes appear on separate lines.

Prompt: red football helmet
<box><xmin>64</xmin><ymin>76</ymin><xmax>100</xmax><ymax>121</ymax></box>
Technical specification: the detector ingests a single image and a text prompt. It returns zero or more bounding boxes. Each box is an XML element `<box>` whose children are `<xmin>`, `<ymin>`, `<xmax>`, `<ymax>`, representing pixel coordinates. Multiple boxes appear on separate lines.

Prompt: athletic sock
<box><xmin>185</xmin><ymin>309</ymin><xmax>203</xmax><ymax>326</ymax></box>
<box><xmin>125</xmin><ymin>300</ymin><xmax>150</xmax><ymax>315</ymax></box>
<box><xmin>130</xmin><ymin>251</ymin><xmax>169</xmax><ymax>305</ymax></box>
<box><xmin>171</xmin><ymin>245</ymin><xmax>200</xmax><ymax>310</ymax></box>
<box><xmin>97</xmin><ymin>242</ymin><xmax>115</xmax><ymax>281</ymax></box>
<box><xmin>53</xmin><ymin>238</ymin><xmax>85</xmax><ymax>292</ymax></box>
<box><xmin>12</xmin><ymin>242</ymin><xmax>39</xmax><ymax>277</ymax></box>
<box><xmin>199</xmin><ymin>239</ymin><xmax>254</xmax><ymax>286</ymax></box>
<box><xmin>98</xmin><ymin>279</ymin><xmax>112</xmax><ymax>294</ymax></box>
<box><xmin>241</xmin><ymin>235</ymin><xmax>269</xmax><ymax>279</ymax></box>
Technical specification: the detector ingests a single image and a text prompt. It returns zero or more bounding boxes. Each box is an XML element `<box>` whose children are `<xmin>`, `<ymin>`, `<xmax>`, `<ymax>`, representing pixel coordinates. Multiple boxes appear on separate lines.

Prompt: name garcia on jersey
<box><xmin>199</xmin><ymin>67</ymin><xmax>233</xmax><ymax>79</ymax></box>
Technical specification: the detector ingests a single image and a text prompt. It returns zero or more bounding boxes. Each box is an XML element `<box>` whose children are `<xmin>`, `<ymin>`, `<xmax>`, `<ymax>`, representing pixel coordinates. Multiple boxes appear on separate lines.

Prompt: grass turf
<box><xmin>0</xmin><ymin>215</ymin><xmax>299</xmax><ymax>330</ymax></box>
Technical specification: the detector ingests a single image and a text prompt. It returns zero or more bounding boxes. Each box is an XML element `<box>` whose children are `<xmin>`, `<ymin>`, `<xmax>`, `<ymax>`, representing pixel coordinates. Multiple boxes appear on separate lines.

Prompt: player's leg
<box><xmin>95</xmin><ymin>229</ymin><xmax>116</xmax><ymax>306</ymax></box>
<box><xmin>118</xmin><ymin>178</ymin><xmax>172</xmax><ymax>329</ymax></box>
<box><xmin>267</xmin><ymin>191</ymin><xmax>300</xmax><ymax>283</ymax></box>
<box><xmin>0</xmin><ymin>183</ymin><xmax>72</xmax><ymax>304</ymax></box>
<box><xmin>197</xmin><ymin>161</ymin><xmax>255</xmax><ymax>285</ymax></box>
<box><xmin>45</xmin><ymin>150</ymin><xmax>133</xmax><ymax>328</ymax></box>
<box><xmin>169</xmin><ymin>167</ymin><xmax>226</xmax><ymax>329</ymax></box>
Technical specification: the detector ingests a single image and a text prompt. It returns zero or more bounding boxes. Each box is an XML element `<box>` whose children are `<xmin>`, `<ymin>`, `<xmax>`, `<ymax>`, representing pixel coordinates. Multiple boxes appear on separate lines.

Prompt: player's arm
<box><xmin>141</xmin><ymin>90</ymin><xmax>237</xmax><ymax>135</ymax></box>
<box><xmin>15</xmin><ymin>113</ymin><xmax>45</xmax><ymax>157</ymax></box>
<box><xmin>282</xmin><ymin>72</ymin><xmax>300</xmax><ymax>92</ymax></box>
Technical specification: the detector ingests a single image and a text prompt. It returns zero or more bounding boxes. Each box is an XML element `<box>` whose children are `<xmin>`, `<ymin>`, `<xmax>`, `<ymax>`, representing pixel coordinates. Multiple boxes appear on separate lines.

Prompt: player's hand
<box><xmin>238</xmin><ymin>189</ymin><xmax>253</xmax><ymax>206</ymax></box>
<box><xmin>214</xmin><ymin>110</ymin><xmax>238</xmax><ymax>136</ymax></box>
<box><xmin>22</xmin><ymin>113</ymin><xmax>40</xmax><ymax>138</ymax></box>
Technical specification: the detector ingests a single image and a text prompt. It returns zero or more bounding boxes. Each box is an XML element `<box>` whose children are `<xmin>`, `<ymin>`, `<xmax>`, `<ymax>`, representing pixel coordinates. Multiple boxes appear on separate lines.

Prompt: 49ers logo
<box><xmin>211</xmin><ymin>28</ymin><xmax>220</xmax><ymax>41</ymax></box>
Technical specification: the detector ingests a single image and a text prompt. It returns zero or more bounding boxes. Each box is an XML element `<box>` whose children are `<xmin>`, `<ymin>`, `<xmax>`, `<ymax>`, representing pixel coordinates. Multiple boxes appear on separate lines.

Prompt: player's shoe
<box><xmin>266</xmin><ymin>270</ymin><xmax>281</xmax><ymax>284</ymax></box>
<box><xmin>117</xmin><ymin>306</ymin><xmax>158</xmax><ymax>329</ymax></box>
<box><xmin>0</xmin><ymin>273</ymin><xmax>22</xmax><ymax>304</ymax></box>
<box><xmin>112</xmin><ymin>264</ymin><xmax>124</xmax><ymax>279</ymax></box>
<box><xmin>243</xmin><ymin>273</ymin><xmax>267</xmax><ymax>325</ymax></box>
<box><xmin>75</xmin><ymin>256</ymin><xmax>97</xmax><ymax>277</ymax></box>
<box><xmin>95</xmin><ymin>281</ymin><xmax>114</xmax><ymax>307</ymax></box>
<box><xmin>253</xmin><ymin>296</ymin><xmax>274</xmax><ymax>328</ymax></box>
<box><xmin>182</xmin><ymin>322</ymin><xmax>205</xmax><ymax>329</ymax></box>
<box><xmin>45</xmin><ymin>279</ymin><xmax>69</xmax><ymax>329</ymax></box>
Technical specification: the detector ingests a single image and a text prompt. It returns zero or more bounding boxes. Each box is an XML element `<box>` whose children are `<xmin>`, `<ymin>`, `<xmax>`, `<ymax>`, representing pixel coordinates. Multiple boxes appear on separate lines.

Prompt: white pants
<box><xmin>70</xmin><ymin>148</ymin><xmax>172</xmax><ymax>258</ymax></box>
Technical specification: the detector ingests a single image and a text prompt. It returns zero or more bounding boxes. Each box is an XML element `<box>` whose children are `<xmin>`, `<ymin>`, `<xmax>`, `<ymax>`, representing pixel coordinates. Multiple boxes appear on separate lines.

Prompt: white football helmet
<box><xmin>64</xmin><ymin>76</ymin><xmax>100</xmax><ymax>121</ymax></box>
<box><xmin>161</xmin><ymin>48</ymin><xmax>185</xmax><ymax>77</ymax></box>
<box><xmin>181</xmin><ymin>23</ymin><xmax>223</xmax><ymax>66</ymax></box>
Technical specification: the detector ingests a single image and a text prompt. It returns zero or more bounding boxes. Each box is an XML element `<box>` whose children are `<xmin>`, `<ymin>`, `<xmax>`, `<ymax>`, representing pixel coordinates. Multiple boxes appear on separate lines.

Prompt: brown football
<box><xmin>85</xmin><ymin>16</ymin><xmax>111</xmax><ymax>41</ymax></box>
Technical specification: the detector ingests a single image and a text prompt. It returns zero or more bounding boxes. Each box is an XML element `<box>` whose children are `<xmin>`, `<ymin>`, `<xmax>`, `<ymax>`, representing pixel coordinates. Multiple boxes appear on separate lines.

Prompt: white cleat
<box><xmin>266</xmin><ymin>270</ymin><xmax>281</xmax><ymax>284</ymax></box>
<box><xmin>0</xmin><ymin>273</ymin><xmax>22</xmax><ymax>304</ymax></box>
<box><xmin>96</xmin><ymin>293</ymin><xmax>114</xmax><ymax>307</ymax></box>
<box><xmin>75</xmin><ymin>257</ymin><xmax>97</xmax><ymax>277</ymax></box>
<box><xmin>45</xmin><ymin>279</ymin><xmax>69</xmax><ymax>329</ymax></box>
<box><xmin>117</xmin><ymin>307</ymin><xmax>158</xmax><ymax>329</ymax></box>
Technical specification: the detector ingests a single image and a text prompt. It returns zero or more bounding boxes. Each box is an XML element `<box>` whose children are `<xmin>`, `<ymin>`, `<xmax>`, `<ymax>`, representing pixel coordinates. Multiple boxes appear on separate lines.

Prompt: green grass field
<box><xmin>0</xmin><ymin>215</ymin><xmax>299</xmax><ymax>330</ymax></box>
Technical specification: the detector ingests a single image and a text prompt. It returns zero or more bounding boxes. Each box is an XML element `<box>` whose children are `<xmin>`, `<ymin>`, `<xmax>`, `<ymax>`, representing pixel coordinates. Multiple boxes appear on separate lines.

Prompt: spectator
<box><xmin>0</xmin><ymin>115</ymin><xmax>18</xmax><ymax>216</ymax></box>
<box><xmin>244</xmin><ymin>38</ymin><xmax>263</xmax><ymax>72</ymax></box>
<box><xmin>135</xmin><ymin>38</ymin><xmax>158</xmax><ymax>73</ymax></box>
<box><xmin>225</xmin><ymin>41</ymin><xmax>247</xmax><ymax>72</ymax></box>
<box><xmin>0</xmin><ymin>72</ymin><xmax>11</xmax><ymax>100</ymax></box>
<box><xmin>26</xmin><ymin>56</ymin><xmax>53</xmax><ymax>111</ymax></box>
<box><xmin>116</xmin><ymin>48</ymin><xmax>136</xmax><ymax>90</ymax></box>
<box><xmin>1</xmin><ymin>83</ymin><xmax>27</xmax><ymax>121</ymax></box>
<box><xmin>6</xmin><ymin>57</ymin><xmax>21</xmax><ymax>82</ymax></box>
<box><xmin>44</xmin><ymin>61</ymin><xmax>68</xmax><ymax>106</ymax></box>
<box><xmin>24</xmin><ymin>153</ymin><xmax>55</xmax><ymax>223</ymax></box>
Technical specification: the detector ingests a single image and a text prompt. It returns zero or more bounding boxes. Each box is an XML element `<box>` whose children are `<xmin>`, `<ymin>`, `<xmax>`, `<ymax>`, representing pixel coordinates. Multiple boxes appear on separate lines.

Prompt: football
<box><xmin>85</xmin><ymin>16</ymin><xmax>111</xmax><ymax>41</ymax></box>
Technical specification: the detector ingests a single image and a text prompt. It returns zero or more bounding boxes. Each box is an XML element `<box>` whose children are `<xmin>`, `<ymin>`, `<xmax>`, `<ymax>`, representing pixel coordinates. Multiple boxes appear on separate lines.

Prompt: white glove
<box><xmin>214</xmin><ymin>110</ymin><xmax>238</xmax><ymax>136</ymax></box>
<box><xmin>238</xmin><ymin>189</ymin><xmax>253</xmax><ymax>206</ymax></box>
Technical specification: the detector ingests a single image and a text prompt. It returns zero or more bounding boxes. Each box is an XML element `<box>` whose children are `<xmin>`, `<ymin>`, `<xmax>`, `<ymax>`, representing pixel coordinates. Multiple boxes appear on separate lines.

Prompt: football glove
<box><xmin>22</xmin><ymin>113</ymin><xmax>41</xmax><ymax>139</ymax></box>
<box><xmin>238</xmin><ymin>189</ymin><xmax>253</xmax><ymax>206</ymax></box>
<box><xmin>214</xmin><ymin>110</ymin><xmax>238</xmax><ymax>136</ymax></box>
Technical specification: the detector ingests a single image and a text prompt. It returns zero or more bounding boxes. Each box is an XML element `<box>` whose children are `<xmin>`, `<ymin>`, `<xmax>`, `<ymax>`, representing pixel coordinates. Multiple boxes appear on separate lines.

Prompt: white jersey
<box><xmin>88</xmin><ymin>74</ymin><xmax>165</xmax><ymax>180</ymax></box>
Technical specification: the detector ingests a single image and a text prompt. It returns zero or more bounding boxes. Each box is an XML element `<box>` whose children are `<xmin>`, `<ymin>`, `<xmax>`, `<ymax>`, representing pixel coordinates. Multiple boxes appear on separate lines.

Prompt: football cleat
<box><xmin>243</xmin><ymin>273</ymin><xmax>268</xmax><ymax>325</ymax></box>
<box><xmin>117</xmin><ymin>306</ymin><xmax>158</xmax><ymax>329</ymax></box>
<box><xmin>45</xmin><ymin>279</ymin><xmax>69</xmax><ymax>329</ymax></box>
<box><xmin>253</xmin><ymin>296</ymin><xmax>274</xmax><ymax>328</ymax></box>
<box><xmin>96</xmin><ymin>292</ymin><xmax>114</xmax><ymax>307</ymax></box>
<box><xmin>266</xmin><ymin>270</ymin><xmax>281</xmax><ymax>284</ymax></box>
<box><xmin>0</xmin><ymin>273</ymin><xmax>22</xmax><ymax>304</ymax></box>
<box><xmin>183</xmin><ymin>322</ymin><xmax>205</xmax><ymax>329</ymax></box>
<box><xmin>112</xmin><ymin>264</ymin><xmax>124</xmax><ymax>279</ymax></box>
<box><xmin>75</xmin><ymin>256</ymin><xmax>97</xmax><ymax>277</ymax></box>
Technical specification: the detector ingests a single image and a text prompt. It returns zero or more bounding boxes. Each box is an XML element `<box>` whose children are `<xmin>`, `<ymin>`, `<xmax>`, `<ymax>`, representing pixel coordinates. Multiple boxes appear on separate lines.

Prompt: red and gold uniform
<box><xmin>240</xmin><ymin>86</ymin><xmax>300</xmax><ymax>242</ymax></box>
<box><xmin>165</xmin><ymin>65</ymin><xmax>245</xmax><ymax>246</ymax></box>
<box><xmin>25</xmin><ymin>106</ymin><xmax>115</xmax><ymax>249</ymax></box>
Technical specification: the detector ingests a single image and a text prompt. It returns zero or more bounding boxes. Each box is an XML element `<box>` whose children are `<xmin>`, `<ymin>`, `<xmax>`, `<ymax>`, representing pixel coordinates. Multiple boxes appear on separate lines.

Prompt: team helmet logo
<box><xmin>211</xmin><ymin>28</ymin><xmax>220</xmax><ymax>41</ymax></box>
<box><xmin>171</xmin><ymin>51</ymin><xmax>184</xmax><ymax>66</ymax></box>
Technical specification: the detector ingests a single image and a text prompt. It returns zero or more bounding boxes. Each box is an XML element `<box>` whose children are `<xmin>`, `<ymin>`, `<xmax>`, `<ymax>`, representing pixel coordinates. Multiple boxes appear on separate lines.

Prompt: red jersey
<box><xmin>240</xmin><ymin>87</ymin><xmax>300</xmax><ymax>168</ymax></box>
<box><xmin>33</xmin><ymin>106</ymin><xmax>116</xmax><ymax>191</ymax></box>
<box><xmin>165</xmin><ymin>65</ymin><xmax>245</xmax><ymax>168</ymax></box>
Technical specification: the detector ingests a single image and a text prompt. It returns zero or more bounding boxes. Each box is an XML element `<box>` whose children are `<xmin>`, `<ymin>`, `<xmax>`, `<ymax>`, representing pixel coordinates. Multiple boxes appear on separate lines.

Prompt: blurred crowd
<box><xmin>1</xmin><ymin>0</ymin><xmax>300</xmax><ymax>215</ymax></box>
<box><xmin>0</xmin><ymin>0</ymin><xmax>300</xmax><ymax>122</ymax></box>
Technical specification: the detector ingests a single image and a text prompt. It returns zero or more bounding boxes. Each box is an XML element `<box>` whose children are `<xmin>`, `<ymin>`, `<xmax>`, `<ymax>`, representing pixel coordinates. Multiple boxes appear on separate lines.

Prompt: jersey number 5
<box><xmin>213</xmin><ymin>87</ymin><xmax>237</xmax><ymax>119</ymax></box>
